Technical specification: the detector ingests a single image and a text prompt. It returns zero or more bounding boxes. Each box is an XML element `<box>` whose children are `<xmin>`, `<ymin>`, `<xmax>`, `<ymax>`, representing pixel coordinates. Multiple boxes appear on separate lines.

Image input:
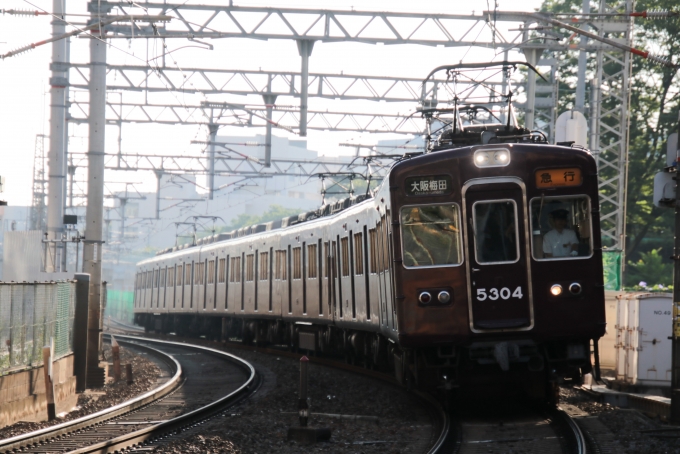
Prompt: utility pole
<box><xmin>46</xmin><ymin>0</ymin><xmax>68</xmax><ymax>272</ymax></box>
<box><xmin>83</xmin><ymin>0</ymin><xmax>110</xmax><ymax>388</ymax></box>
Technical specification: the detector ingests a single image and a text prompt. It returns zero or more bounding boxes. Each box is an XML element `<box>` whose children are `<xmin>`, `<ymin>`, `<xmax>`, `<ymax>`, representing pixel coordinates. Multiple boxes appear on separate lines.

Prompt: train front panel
<box><xmin>388</xmin><ymin>143</ymin><xmax>605</xmax><ymax>385</ymax></box>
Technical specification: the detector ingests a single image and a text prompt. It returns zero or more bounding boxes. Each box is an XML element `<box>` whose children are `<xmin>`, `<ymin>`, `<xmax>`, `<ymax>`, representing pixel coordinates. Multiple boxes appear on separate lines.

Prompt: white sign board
<box><xmin>653</xmin><ymin>171</ymin><xmax>675</xmax><ymax>208</ymax></box>
<box><xmin>555</xmin><ymin>110</ymin><xmax>588</xmax><ymax>147</ymax></box>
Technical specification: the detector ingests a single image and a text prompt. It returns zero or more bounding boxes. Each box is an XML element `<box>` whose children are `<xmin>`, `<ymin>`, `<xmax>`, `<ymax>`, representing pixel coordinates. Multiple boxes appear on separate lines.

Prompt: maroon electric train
<box><xmin>133</xmin><ymin>63</ymin><xmax>605</xmax><ymax>399</ymax></box>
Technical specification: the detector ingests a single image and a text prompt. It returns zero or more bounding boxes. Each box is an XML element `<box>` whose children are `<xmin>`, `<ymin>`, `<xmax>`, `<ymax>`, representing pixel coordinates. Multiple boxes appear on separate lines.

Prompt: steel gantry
<box><xmin>21</xmin><ymin>1</ymin><xmax>638</xmax><ymax>287</ymax></box>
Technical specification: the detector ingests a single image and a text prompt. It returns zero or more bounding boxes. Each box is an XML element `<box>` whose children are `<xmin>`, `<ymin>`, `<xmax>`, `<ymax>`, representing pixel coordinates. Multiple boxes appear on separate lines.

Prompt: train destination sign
<box><xmin>535</xmin><ymin>167</ymin><xmax>582</xmax><ymax>189</ymax></box>
<box><xmin>405</xmin><ymin>175</ymin><xmax>452</xmax><ymax>196</ymax></box>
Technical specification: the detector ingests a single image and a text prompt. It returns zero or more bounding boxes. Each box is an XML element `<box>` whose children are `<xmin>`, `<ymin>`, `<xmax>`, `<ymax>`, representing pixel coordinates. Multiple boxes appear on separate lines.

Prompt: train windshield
<box><xmin>530</xmin><ymin>195</ymin><xmax>593</xmax><ymax>260</ymax></box>
<box><xmin>400</xmin><ymin>204</ymin><xmax>462</xmax><ymax>268</ymax></box>
<box><xmin>472</xmin><ymin>200</ymin><xmax>519</xmax><ymax>264</ymax></box>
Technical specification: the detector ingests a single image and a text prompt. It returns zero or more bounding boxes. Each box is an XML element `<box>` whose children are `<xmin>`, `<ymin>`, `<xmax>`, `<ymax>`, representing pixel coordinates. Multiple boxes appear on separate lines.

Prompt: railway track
<box><xmin>104</xmin><ymin>322</ymin><xmax>596</xmax><ymax>454</ymax></box>
<box><xmin>0</xmin><ymin>336</ymin><xmax>257</xmax><ymax>454</ymax></box>
<box><xmin>450</xmin><ymin>402</ymin><xmax>588</xmax><ymax>454</ymax></box>
<box><xmin>107</xmin><ymin>321</ymin><xmax>452</xmax><ymax>453</ymax></box>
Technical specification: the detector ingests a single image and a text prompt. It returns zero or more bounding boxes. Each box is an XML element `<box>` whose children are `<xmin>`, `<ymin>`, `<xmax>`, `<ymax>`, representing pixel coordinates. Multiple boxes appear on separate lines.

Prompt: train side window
<box><xmin>530</xmin><ymin>195</ymin><xmax>593</xmax><ymax>260</ymax></box>
<box><xmin>324</xmin><ymin>242</ymin><xmax>330</xmax><ymax>278</ymax></box>
<box><xmin>341</xmin><ymin>237</ymin><xmax>350</xmax><ymax>276</ymax></box>
<box><xmin>260</xmin><ymin>252</ymin><xmax>269</xmax><ymax>280</ymax></box>
<box><xmin>168</xmin><ymin>266</ymin><xmax>175</xmax><ymax>287</ymax></box>
<box><xmin>208</xmin><ymin>260</ymin><xmax>215</xmax><ymax>284</ymax></box>
<box><xmin>230</xmin><ymin>256</ymin><xmax>241</xmax><ymax>282</ymax></box>
<box><xmin>177</xmin><ymin>264</ymin><xmax>183</xmax><ymax>286</ymax></box>
<box><xmin>307</xmin><ymin>244</ymin><xmax>317</xmax><ymax>278</ymax></box>
<box><xmin>401</xmin><ymin>204</ymin><xmax>463</xmax><ymax>268</ymax></box>
<box><xmin>292</xmin><ymin>247</ymin><xmax>302</xmax><ymax>280</ymax></box>
<box><xmin>369</xmin><ymin>228</ymin><xmax>377</xmax><ymax>274</ymax></box>
<box><xmin>246</xmin><ymin>254</ymin><xmax>255</xmax><ymax>281</ymax></box>
<box><xmin>218</xmin><ymin>258</ymin><xmax>226</xmax><ymax>283</ymax></box>
<box><xmin>275</xmin><ymin>250</ymin><xmax>287</xmax><ymax>280</ymax></box>
<box><xmin>185</xmin><ymin>264</ymin><xmax>191</xmax><ymax>285</ymax></box>
<box><xmin>472</xmin><ymin>200</ymin><xmax>518</xmax><ymax>264</ymax></box>
<box><xmin>160</xmin><ymin>268</ymin><xmax>166</xmax><ymax>287</ymax></box>
<box><xmin>354</xmin><ymin>232</ymin><xmax>364</xmax><ymax>275</ymax></box>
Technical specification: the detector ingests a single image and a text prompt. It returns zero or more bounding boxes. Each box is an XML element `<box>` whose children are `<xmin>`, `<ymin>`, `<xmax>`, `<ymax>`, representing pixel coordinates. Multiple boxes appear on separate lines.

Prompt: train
<box><xmin>133</xmin><ymin>63</ymin><xmax>606</xmax><ymax>401</ymax></box>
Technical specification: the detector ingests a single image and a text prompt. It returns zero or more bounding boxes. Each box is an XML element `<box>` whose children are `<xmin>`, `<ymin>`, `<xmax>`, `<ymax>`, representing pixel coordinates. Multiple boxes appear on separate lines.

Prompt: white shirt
<box><xmin>543</xmin><ymin>228</ymin><xmax>578</xmax><ymax>257</ymax></box>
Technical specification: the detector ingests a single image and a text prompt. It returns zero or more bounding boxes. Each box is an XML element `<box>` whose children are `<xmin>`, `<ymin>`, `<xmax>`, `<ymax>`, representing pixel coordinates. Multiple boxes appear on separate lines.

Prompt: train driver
<box><xmin>543</xmin><ymin>209</ymin><xmax>579</xmax><ymax>258</ymax></box>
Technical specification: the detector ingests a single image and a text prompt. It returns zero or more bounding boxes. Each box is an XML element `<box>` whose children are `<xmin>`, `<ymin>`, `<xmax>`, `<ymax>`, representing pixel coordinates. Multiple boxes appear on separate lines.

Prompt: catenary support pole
<box><xmin>297</xmin><ymin>40</ymin><xmax>314</xmax><ymax>137</ymax></box>
<box><xmin>83</xmin><ymin>1</ymin><xmax>110</xmax><ymax>388</ymax></box>
<box><xmin>46</xmin><ymin>0</ymin><xmax>68</xmax><ymax>272</ymax></box>
<box><xmin>671</xmin><ymin>110</ymin><xmax>680</xmax><ymax>423</ymax></box>
<box><xmin>521</xmin><ymin>46</ymin><xmax>543</xmax><ymax>131</ymax></box>
<box><xmin>574</xmin><ymin>0</ymin><xmax>590</xmax><ymax>112</ymax></box>
<box><xmin>155</xmin><ymin>170</ymin><xmax>163</xmax><ymax>218</ymax></box>
<box><xmin>208</xmin><ymin>122</ymin><xmax>218</xmax><ymax>199</ymax></box>
<box><xmin>262</xmin><ymin>74</ymin><xmax>277</xmax><ymax>168</ymax></box>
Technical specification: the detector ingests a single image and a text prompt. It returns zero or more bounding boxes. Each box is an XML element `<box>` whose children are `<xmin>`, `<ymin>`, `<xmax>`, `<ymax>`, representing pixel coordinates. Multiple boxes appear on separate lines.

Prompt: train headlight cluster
<box><xmin>473</xmin><ymin>149</ymin><xmax>511</xmax><ymax>168</ymax></box>
<box><xmin>550</xmin><ymin>284</ymin><xmax>563</xmax><ymax>296</ymax></box>
<box><xmin>418</xmin><ymin>290</ymin><xmax>452</xmax><ymax>305</ymax></box>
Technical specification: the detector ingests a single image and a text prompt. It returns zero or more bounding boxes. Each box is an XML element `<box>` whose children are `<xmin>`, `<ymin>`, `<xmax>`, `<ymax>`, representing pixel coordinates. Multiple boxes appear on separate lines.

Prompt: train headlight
<box><xmin>419</xmin><ymin>292</ymin><xmax>432</xmax><ymax>304</ymax></box>
<box><xmin>438</xmin><ymin>291</ymin><xmax>451</xmax><ymax>304</ymax></box>
<box><xmin>473</xmin><ymin>149</ymin><xmax>511</xmax><ymax>168</ymax></box>
<box><xmin>475</xmin><ymin>153</ymin><xmax>489</xmax><ymax>165</ymax></box>
<box><xmin>550</xmin><ymin>284</ymin><xmax>563</xmax><ymax>296</ymax></box>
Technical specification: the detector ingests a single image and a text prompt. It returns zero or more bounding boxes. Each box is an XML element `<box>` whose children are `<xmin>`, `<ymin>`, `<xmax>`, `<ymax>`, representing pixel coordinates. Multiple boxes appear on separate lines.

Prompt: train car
<box><xmin>133</xmin><ymin>63</ymin><xmax>605</xmax><ymax>400</ymax></box>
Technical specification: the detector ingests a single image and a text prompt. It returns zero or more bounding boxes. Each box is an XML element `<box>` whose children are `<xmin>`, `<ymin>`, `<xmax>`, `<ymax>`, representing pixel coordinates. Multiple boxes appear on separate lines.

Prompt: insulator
<box><xmin>646</xmin><ymin>53</ymin><xmax>676</xmax><ymax>68</ymax></box>
<box><xmin>2</xmin><ymin>43</ymin><xmax>35</xmax><ymax>59</ymax></box>
<box><xmin>2</xmin><ymin>9</ymin><xmax>42</xmax><ymax>16</ymax></box>
<box><xmin>644</xmin><ymin>9</ymin><xmax>678</xmax><ymax>19</ymax></box>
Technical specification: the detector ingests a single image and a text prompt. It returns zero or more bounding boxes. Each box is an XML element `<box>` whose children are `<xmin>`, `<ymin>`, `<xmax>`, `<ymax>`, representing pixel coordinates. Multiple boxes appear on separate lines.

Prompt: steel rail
<box><xmin>66</xmin><ymin>335</ymin><xmax>257</xmax><ymax>454</ymax></box>
<box><xmin>554</xmin><ymin>407</ymin><xmax>588</xmax><ymax>454</ymax></box>
<box><xmin>0</xmin><ymin>340</ymin><xmax>182</xmax><ymax>453</ymax></box>
<box><xmin>113</xmin><ymin>329</ymin><xmax>452</xmax><ymax>454</ymax></box>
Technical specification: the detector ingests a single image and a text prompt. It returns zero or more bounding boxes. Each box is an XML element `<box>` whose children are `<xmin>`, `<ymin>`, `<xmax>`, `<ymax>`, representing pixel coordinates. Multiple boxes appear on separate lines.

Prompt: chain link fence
<box><xmin>0</xmin><ymin>281</ymin><xmax>76</xmax><ymax>375</ymax></box>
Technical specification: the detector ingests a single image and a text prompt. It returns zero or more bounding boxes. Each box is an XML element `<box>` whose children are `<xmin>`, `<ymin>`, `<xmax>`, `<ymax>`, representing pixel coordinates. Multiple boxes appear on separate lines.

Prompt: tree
<box><xmin>539</xmin><ymin>0</ymin><xmax>680</xmax><ymax>285</ymax></box>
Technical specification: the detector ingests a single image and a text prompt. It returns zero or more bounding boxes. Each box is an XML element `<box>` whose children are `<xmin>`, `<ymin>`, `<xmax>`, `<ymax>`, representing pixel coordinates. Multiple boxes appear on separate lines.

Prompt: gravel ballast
<box><xmin>150</xmin><ymin>342</ymin><xmax>437</xmax><ymax>454</ymax></box>
<box><xmin>0</xmin><ymin>343</ymin><xmax>162</xmax><ymax>440</ymax></box>
<box><xmin>560</xmin><ymin>384</ymin><xmax>680</xmax><ymax>454</ymax></box>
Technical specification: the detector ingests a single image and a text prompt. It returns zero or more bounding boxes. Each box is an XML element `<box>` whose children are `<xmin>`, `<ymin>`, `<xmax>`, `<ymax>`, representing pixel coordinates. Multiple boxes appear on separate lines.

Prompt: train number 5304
<box><xmin>476</xmin><ymin>287</ymin><xmax>523</xmax><ymax>301</ymax></box>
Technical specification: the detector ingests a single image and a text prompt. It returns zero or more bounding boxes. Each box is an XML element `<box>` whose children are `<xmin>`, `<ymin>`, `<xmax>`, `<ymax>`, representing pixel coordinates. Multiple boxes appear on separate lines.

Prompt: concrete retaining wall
<box><xmin>0</xmin><ymin>354</ymin><xmax>77</xmax><ymax>427</ymax></box>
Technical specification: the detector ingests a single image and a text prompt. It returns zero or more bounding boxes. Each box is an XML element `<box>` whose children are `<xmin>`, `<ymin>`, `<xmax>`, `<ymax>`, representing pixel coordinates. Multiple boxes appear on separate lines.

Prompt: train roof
<box><xmin>154</xmin><ymin>193</ymin><xmax>373</xmax><ymax>257</ymax></box>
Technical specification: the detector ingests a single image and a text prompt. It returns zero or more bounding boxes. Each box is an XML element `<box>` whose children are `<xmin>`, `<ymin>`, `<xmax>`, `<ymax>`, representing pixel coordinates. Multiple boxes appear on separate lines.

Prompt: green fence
<box><xmin>0</xmin><ymin>281</ymin><xmax>75</xmax><ymax>376</ymax></box>
<box><xmin>105</xmin><ymin>289</ymin><xmax>135</xmax><ymax>324</ymax></box>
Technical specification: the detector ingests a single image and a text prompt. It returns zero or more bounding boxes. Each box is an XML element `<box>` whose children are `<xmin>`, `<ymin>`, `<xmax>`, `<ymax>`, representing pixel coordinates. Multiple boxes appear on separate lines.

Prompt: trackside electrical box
<box><xmin>615</xmin><ymin>293</ymin><xmax>672</xmax><ymax>387</ymax></box>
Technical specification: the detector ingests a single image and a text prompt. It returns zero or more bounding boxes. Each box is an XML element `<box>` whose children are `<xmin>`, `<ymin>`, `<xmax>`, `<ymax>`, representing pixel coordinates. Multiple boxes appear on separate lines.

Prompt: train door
<box><xmin>463</xmin><ymin>178</ymin><xmax>533</xmax><ymax>332</ymax></box>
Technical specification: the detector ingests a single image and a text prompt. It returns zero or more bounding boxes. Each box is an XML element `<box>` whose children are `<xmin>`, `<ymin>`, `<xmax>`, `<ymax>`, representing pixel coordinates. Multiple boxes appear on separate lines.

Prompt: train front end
<box><xmin>388</xmin><ymin>143</ymin><xmax>605</xmax><ymax>398</ymax></box>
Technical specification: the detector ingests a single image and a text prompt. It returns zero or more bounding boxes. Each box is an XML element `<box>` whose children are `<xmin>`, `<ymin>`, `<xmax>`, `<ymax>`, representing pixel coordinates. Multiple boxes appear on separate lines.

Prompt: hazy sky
<box><xmin>0</xmin><ymin>0</ymin><xmax>545</xmax><ymax>207</ymax></box>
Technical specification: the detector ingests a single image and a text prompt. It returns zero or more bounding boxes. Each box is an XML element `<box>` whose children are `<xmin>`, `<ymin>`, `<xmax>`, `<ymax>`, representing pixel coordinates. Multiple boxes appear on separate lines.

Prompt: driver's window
<box><xmin>530</xmin><ymin>196</ymin><xmax>593</xmax><ymax>260</ymax></box>
<box><xmin>472</xmin><ymin>200</ymin><xmax>519</xmax><ymax>264</ymax></box>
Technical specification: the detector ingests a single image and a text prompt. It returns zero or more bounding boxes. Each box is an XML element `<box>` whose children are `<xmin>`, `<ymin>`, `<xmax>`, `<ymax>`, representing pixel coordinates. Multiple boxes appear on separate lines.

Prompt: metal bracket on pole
<box><xmin>296</xmin><ymin>40</ymin><xmax>315</xmax><ymax>137</ymax></box>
